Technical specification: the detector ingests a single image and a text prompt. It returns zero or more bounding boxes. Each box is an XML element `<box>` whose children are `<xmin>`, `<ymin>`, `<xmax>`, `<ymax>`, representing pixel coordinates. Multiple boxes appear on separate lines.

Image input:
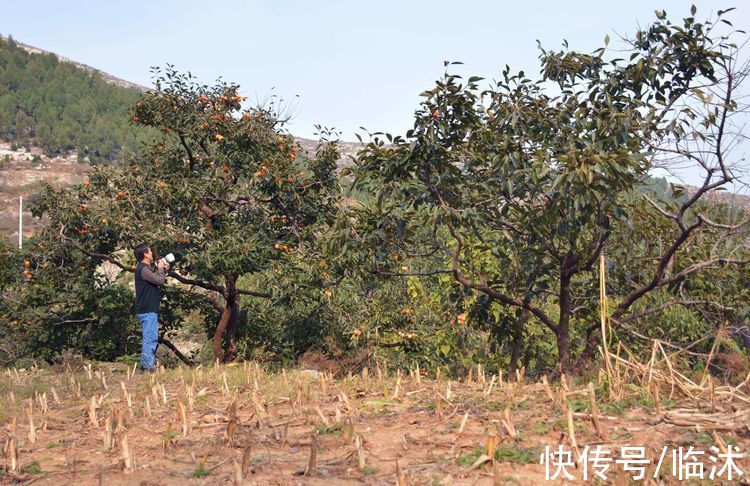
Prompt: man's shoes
<box><xmin>138</xmin><ymin>367</ymin><xmax>155</xmax><ymax>374</ymax></box>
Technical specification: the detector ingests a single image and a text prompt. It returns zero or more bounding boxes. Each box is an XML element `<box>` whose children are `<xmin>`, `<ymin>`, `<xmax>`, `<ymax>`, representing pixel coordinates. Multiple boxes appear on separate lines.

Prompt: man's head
<box><xmin>134</xmin><ymin>243</ymin><xmax>153</xmax><ymax>264</ymax></box>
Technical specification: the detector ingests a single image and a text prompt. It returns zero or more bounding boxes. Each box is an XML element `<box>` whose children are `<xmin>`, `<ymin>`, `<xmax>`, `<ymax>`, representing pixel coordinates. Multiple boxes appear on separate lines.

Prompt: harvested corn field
<box><xmin>1</xmin><ymin>358</ymin><xmax>749</xmax><ymax>485</ymax></box>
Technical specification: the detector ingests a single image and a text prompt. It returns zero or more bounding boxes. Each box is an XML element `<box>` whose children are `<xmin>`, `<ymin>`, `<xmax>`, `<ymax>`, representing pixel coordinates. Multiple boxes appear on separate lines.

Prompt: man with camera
<box><xmin>133</xmin><ymin>244</ymin><xmax>173</xmax><ymax>373</ymax></box>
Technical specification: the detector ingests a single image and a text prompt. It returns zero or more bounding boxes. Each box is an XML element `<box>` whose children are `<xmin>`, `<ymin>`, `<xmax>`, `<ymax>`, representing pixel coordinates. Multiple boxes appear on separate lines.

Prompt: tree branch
<box><xmin>167</xmin><ymin>271</ymin><xmax>226</xmax><ymax>295</ymax></box>
<box><xmin>447</xmin><ymin>223</ymin><xmax>559</xmax><ymax>334</ymax></box>
<box><xmin>158</xmin><ymin>336</ymin><xmax>194</xmax><ymax>366</ymax></box>
<box><xmin>236</xmin><ymin>288</ymin><xmax>271</xmax><ymax>298</ymax></box>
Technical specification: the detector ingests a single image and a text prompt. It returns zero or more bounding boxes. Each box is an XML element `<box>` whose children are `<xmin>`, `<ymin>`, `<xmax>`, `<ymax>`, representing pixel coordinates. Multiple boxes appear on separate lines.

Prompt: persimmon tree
<box><xmin>347</xmin><ymin>7</ymin><xmax>749</xmax><ymax>373</ymax></box>
<box><xmin>33</xmin><ymin>67</ymin><xmax>339</xmax><ymax>362</ymax></box>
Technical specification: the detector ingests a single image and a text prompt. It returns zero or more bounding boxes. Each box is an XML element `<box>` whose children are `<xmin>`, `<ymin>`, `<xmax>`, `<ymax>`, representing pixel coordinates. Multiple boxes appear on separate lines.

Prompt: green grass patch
<box><xmin>458</xmin><ymin>448</ymin><xmax>484</xmax><ymax>467</ymax></box>
<box><xmin>568</xmin><ymin>398</ymin><xmax>589</xmax><ymax>413</ymax></box>
<box><xmin>495</xmin><ymin>444</ymin><xmax>541</xmax><ymax>464</ymax></box>
<box><xmin>45</xmin><ymin>440</ymin><xmax>64</xmax><ymax>449</ymax></box>
<box><xmin>315</xmin><ymin>423</ymin><xmax>343</xmax><ymax>435</ymax></box>
<box><xmin>363</xmin><ymin>465</ymin><xmax>378</xmax><ymax>475</ymax></box>
<box><xmin>530</xmin><ymin>419</ymin><xmax>561</xmax><ymax>435</ymax></box>
<box><xmin>458</xmin><ymin>445</ymin><xmax>541</xmax><ymax>467</ymax></box>
<box><xmin>191</xmin><ymin>464</ymin><xmax>211</xmax><ymax>478</ymax></box>
<box><xmin>609</xmin><ymin>431</ymin><xmax>633</xmax><ymax>441</ymax></box>
<box><xmin>674</xmin><ymin>431</ymin><xmax>713</xmax><ymax>447</ymax></box>
<box><xmin>23</xmin><ymin>461</ymin><xmax>44</xmax><ymax>475</ymax></box>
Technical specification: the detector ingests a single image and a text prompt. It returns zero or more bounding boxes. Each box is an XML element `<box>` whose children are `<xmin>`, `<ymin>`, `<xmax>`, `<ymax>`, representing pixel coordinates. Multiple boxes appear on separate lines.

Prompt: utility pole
<box><xmin>18</xmin><ymin>195</ymin><xmax>22</xmax><ymax>249</ymax></box>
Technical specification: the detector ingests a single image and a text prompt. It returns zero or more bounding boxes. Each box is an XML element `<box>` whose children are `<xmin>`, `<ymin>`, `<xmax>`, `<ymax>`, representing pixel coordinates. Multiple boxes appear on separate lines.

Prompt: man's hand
<box><xmin>157</xmin><ymin>260</ymin><xmax>166</xmax><ymax>270</ymax></box>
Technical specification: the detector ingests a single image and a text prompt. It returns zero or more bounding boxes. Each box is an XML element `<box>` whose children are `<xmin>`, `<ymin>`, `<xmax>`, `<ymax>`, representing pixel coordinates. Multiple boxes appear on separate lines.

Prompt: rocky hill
<box><xmin>7</xmin><ymin>36</ymin><xmax>148</xmax><ymax>92</ymax></box>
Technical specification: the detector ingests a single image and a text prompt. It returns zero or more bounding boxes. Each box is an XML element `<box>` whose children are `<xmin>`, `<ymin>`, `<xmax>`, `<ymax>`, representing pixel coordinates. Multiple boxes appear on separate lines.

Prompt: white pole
<box><xmin>18</xmin><ymin>195</ymin><xmax>22</xmax><ymax>249</ymax></box>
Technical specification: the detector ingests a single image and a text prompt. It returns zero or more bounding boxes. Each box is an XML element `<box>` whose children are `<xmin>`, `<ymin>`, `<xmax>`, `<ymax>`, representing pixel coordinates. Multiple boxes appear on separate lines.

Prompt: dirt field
<box><xmin>1</xmin><ymin>361</ymin><xmax>749</xmax><ymax>485</ymax></box>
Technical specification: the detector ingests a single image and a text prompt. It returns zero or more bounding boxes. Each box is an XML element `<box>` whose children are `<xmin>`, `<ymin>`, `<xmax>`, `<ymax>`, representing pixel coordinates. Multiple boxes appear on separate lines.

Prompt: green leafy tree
<box><xmin>347</xmin><ymin>7</ymin><xmax>748</xmax><ymax>372</ymax></box>
<box><xmin>31</xmin><ymin>68</ymin><xmax>339</xmax><ymax>362</ymax></box>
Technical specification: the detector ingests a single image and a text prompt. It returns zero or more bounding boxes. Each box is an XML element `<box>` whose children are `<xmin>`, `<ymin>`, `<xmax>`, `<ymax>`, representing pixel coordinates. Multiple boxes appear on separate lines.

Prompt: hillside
<box><xmin>0</xmin><ymin>36</ymin><xmax>153</xmax><ymax>165</ymax></box>
<box><xmin>11</xmin><ymin>38</ymin><xmax>148</xmax><ymax>92</ymax></box>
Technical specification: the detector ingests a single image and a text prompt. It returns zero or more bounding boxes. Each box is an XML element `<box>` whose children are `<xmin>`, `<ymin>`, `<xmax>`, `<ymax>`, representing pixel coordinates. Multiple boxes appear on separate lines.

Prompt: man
<box><xmin>133</xmin><ymin>243</ymin><xmax>169</xmax><ymax>372</ymax></box>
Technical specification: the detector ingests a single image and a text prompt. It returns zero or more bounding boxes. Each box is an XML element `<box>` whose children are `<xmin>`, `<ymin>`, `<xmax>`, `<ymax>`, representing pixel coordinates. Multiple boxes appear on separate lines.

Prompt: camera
<box><xmin>159</xmin><ymin>253</ymin><xmax>175</xmax><ymax>265</ymax></box>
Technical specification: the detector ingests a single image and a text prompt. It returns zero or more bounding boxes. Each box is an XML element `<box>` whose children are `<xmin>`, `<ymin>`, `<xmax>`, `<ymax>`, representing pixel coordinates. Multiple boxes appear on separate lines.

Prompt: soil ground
<box><xmin>1</xmin><ymin>362</ymin><xmax>749</xmax><ymax>485</ymax></box>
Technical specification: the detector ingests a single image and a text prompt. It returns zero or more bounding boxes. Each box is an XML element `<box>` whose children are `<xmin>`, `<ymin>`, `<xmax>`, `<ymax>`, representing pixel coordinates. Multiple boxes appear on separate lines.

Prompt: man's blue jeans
<box><xmin>136</xmin><ymin>312</ymin><xmax>159</xmax><ymax>371</ymax></box>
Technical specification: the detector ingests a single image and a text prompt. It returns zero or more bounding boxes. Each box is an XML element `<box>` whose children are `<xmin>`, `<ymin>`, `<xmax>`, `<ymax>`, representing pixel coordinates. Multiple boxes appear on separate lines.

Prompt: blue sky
<box><xmin>1</xmin><ymin>1</ymin><xmax>747</xmax><ymax>143</ymax></box>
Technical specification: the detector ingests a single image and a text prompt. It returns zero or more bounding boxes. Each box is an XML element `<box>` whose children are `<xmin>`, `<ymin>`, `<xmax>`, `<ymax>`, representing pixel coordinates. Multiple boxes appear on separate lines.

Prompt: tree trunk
<box><xmin>575</xmin><ymin>326</ymin><xmax>600</xmax><ymax>371</ymax></box>
<box><xmin>212</xmin><ymin>305</ymin><xmax>231</xmax><ymax>363</ymax></box>
<box><xmin>212</xmin><ymin>274</ymin><xmax>238</xmax><ymax>363</ymax></box>
<box><xmin>224</xmin><ymin>299</ymin><xmax>241</xmax><ymax>361</ymax></box>
<box><xmin>509</xmin><ymin>308</ymin><xmax>529</xmax><ymax>376</ymax></box>
<box><xmin>557</xmin><ymin>254</ymin><xmax>574</xmax><ymax>373</ymax></box>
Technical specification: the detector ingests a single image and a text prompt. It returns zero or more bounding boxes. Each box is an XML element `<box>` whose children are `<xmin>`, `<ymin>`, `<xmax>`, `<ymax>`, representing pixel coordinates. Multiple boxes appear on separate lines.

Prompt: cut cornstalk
<box><xmin>103</xmin><ymin>413</ymin><xmax>114</xmax><ymax>451</ymax></box>
<box><xmin>282</xmin><ymin>421</ymin><xmax>289</xmax><ymax>446</ymax></box>
<box><xmin>493</xmin><ymin>458</ymin><xmax>503</xmax><ymax>485</ymax></box>
<box><xmin>304</xmin><ymin>432</ymin><xmax>317</xmax><ymax>476</ymax></box>
<box><xmin>565</xmin><ymin>404</ymin><xmax>579</xmax><ymax>456</ymax></box>
<box><xmin>335</xmin><ymin>406</ymin><xmax>342</xmax><ymax>423</ymax></box>
<box><xmin>502</xmin><ymin>407</ymin><xmax>517</xmax><ymax>440</ymax></box>
<box><xmin>542</xmin><ymin>375</ymin><xmax>555</xmax><ymax>402</ymax></box>
<box><xmin>712</xmin><ymin>431</ymin><xmax>728</xmax><ymax>455</ymax></box>
<box><xmin>225</xmin><ymin>416</ymin><xmax>239</xmax><ymax>446</ymax></box>
<box><xmin>88</xmin><ymin>396</ymin><xmax>98</xmax><ymax>428</ymax></box>
<box><xmin>315</xmin><ymin>406</ymin><xmax>330</xmax><ymax>427</ymax></box>
<box><xmin>115</xmin><ymin>407</ymin><xmax>126</xmax><ymax>433</ymax></box>
<box><xmin>653</xmin><ymin>384</ymin><xmax>661</xmax><ymax>415</ymax></box>
<box><xmin>178</xmin><ymin>401</ymin><xmax>189</xmax><ymax>436</ymax></box>
<box><xmin>457</xmin><ymin>411</ymin><xmax>469</xmax><ymax>434</ymax></box>
<box><xmin>39</xmin><ymin>392</ymin><xmax>48</xmax><ymax>414</ymax></box>
<box><xmin>121</xmin><ymin>433</ymin><xmax>134</xmax><ymax>473</ymax></box>
<box><xmin>242</xmin><ymin>444</ymin><xmax>253</xmax><ymax>477</ymax></box>
<box><xmin>355</xmin><ymin>433</ymin><xmax>366</xmax><ymax>470</ymax></box>
<box><xmin>587</xmin><ymin>382</ymin><xmax>604</xmax><ymax>440</ymax></box>
<box><xmin>9</xmin><ymin>436</ymin><xmax>19</xmax><ymax>472</ymax></box>
<box><xmin>187</xmin><ymin>386</ymin><xmax>195</xmax><ymax>412</ymax></box>
<box><xmin>485</xmin><ymin>375</ymin><xmax>496</xmax><ymax>396</ymax></box>
<box><xmin>163</xmin><ymin>422</ymin><xmax>173</xmax><ymax>451</ymax></box>
<box><xmin>27</xmin><ymin>401</ymin><xmax>36</xmax><ymax>444</ymax></box>
<box><xmin>396</xmin><ymin>459</ymin><xmax>407</xmax><ymax>485</ymax></box>
<box><xmin>222</xmin><ymin>372</ymin><xmax>230</xmax><ymax>396</ymax></box>
<box><xmin>486</xmin><ymin>432</ymin><xmax>497</xmax><ymax>458</ymax></box>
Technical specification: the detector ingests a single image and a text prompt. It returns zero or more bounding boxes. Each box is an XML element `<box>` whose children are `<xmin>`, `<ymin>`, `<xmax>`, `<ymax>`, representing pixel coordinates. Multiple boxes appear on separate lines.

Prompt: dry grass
<box><xmin>0</xmin><ymin>358</ymin><xmax>748</xmax><ymax>485</ymax></box>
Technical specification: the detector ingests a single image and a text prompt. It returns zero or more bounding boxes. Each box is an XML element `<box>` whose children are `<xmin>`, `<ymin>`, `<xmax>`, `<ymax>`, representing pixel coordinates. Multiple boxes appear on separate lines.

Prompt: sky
<box><xmin>2</xmin><ymin>0</ymin><xmax>746</xmax><ymax>144</ymax></box>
